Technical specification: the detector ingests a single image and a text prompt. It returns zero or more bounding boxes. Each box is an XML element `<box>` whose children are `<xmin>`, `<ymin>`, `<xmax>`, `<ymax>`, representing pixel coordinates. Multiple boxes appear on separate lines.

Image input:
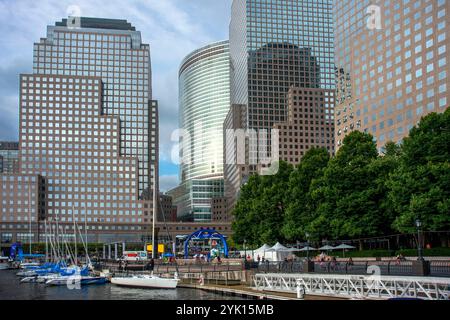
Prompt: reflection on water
<box><xmin>0</xmin><ymin>270</ymin><xmax>244</xmax><ymax>300</ymax></box>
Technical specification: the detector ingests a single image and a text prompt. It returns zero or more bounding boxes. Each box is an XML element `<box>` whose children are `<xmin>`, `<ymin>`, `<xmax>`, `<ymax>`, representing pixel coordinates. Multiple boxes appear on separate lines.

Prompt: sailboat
<box><xmin>111</xmin><ymin>172</ymin><xmax>179</xmax><ymax>289</ymax></box>
<box><xmin>44</xmin><ymin>214</ymin><xmax>107</xmax><ymax>286</ymax></box>
<box><xmin>20</xmin><ymin>213</ymin><xmax>107</xmax><ymax>286</ymax></box>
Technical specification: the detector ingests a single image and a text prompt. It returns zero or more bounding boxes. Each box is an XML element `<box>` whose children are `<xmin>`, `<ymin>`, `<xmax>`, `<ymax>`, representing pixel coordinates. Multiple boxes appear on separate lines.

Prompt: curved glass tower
<box><xmin>172</xmin><ymin>40</ymin><xmax>230</xmax><ymax>222</ymax></box>
<box><xmin>179</xmin><ymin>40</ymin><xmax>231</xmax><ymax>182</ymax></box>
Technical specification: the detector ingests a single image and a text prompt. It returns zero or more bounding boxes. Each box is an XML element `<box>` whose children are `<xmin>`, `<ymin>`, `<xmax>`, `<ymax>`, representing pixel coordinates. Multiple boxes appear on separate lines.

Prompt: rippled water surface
<box><xmin>0</xmin><ymin>270</ymin><xmax>244</xmax><ymax>300</ymax></box>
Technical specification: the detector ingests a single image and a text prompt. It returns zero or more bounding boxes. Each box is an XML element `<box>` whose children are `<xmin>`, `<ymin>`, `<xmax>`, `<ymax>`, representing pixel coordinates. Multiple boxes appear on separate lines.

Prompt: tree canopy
<box><xmin>231</xmin><ymin>110</ymin><xmax>450</xmax><ymax>245</ymax></box>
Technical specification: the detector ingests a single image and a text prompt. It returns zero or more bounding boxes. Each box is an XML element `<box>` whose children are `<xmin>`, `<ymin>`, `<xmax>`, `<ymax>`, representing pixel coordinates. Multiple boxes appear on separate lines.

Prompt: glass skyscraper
<box><xmin>172</xmin><ymin>41</ymin><xmax>230</xmax><ymax>222</ymax></box>
<box><xmin>230</xmin><ymin>0</ymin><xmax>335</xmax><ymax>134</ymax></box>
<box><xmin>226</xmin><ymin>0</ymin><xmax>335</xmax><ymax>211</ymax></box>
<box><xmin>0</xmin><ymin>142</ymin><xmax>19</xmax><ymax>173</ymax></box>
<box><xmin>179</xmin><ymin>40</ymin><xmax>231</xmax><ymax>182</ymax></box>
<box><xmin>334</xmin><ymin>0</ymin><xmax>449</xmax><ymax>150</ymax></box>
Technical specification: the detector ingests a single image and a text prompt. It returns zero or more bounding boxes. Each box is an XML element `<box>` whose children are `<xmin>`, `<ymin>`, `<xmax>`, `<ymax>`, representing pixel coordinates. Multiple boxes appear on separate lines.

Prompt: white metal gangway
<box><xmin>253</xmin><ymin>273</ymin><xmax>450</xmax><ymax>300</ymax></box>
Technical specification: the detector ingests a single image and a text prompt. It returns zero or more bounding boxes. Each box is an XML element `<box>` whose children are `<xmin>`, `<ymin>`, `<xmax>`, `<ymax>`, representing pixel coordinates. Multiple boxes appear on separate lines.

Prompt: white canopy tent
<box><xmin>251</xmin><ymin>244</ymin><xmax>276</xmax><ymax>261</ymax></box>
<box><xmin>264</xmin><ymin>242</ymin><xmax>292</xmax><ymax>261</ymax></box>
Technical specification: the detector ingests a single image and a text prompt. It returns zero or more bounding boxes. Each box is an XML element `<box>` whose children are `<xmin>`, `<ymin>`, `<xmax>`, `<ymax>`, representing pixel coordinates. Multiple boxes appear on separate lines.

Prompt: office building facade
<box><xmin>334</xmin><ymin>0</ymin><xmax>449</xmax><ymax>150</ymax></box>
<box><xmin>0</xmin><ymin>17</ymin><xmax>158</xmax><ymax>243</ymax></box>
<box><xmin>274</xmin><ymin>87</ymin><xmax>335</xmax><ymax>164</ymax></box>
<box><xmin>0</xmin><ymin>142</ymin><xmax>20</xmax><ymax>173</ymax></box>
<box><xmin>226</xmin><ymin>0</ymin><xmax>335</xmax><ymax>211</ymax></box>
<box><xmin>179</xmin><ymin>40</ymin><xmax>231</xmax><ymax>181</ymax></box>
<box><xmin>173</xmin><ymin>41</ymin><xmax>231</xmax><ymax>222</ymax></box>
<box><xmin>230</xmin><ymin>0</ymin><xmax>335</xmax><ymax>134</ymax></box>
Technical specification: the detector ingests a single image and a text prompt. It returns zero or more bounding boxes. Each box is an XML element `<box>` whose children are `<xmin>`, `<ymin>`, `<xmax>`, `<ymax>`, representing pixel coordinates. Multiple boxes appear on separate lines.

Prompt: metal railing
<box><xmin>93</xmin><ymin>260</ymin><xmax>244</xmax><ymax>274</ymax></box>
<box><xmin>254</xmin><ymin>259</ymin><xmax>450</xmax><ymax>277</ymax></box>
<box><xmin>253</xmin><ymin>273</ymin><xmax>450</xmax><ymax>300</ymax></box>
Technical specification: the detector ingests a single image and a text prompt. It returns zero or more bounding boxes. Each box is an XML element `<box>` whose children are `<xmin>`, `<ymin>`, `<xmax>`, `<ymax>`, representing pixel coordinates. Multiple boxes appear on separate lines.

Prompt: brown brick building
<box><xmin>334</xmin><ymin>1</ymin><xmax>449</xmax><ymax>150</ymax></box>
<box><xmin>274</xmin><ymin>87</ymin><xmax>335</xmax><ymax>164</ymax></box>
<box><xmin>0</xmin><ymin>18</ymin><xmax>158</xmax><ymax>243</ymax></box>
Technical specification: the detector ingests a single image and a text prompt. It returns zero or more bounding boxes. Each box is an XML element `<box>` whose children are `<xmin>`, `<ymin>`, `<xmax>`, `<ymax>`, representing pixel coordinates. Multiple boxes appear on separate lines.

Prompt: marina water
<box><xmin>0</xmin><ymin>270</ymin><xmax>244</xmax><ymax>300</ymax></box>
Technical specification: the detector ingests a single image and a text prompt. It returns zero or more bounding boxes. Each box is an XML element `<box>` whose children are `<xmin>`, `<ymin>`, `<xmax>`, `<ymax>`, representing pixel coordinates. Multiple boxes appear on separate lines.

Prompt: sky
<box><xmin>0</xmin><ymin>0</ymin><xmax>232</xmax><ymax>192</ymax></box>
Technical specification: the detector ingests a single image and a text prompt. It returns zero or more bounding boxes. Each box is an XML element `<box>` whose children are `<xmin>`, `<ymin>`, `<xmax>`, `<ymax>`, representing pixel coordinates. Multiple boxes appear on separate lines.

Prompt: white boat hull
<box><xmin>0</xmin><ymin>263</ymin><xmax>9</xmax><ymax>270</ymax></box>
<box><xmin>46</xmin><ymin>276</ymin><xmax>107</xmax><ymax>286</ymax></box>
<box><xmin>111</xmin><ymin>275</ymin><xmax>179</xmax><ymax>289</ymax></box>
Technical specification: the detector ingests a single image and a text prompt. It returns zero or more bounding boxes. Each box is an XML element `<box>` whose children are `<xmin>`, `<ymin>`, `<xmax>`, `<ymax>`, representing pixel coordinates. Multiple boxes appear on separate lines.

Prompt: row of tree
<box><xmin>232</xmin><ymin>109</ymin><xmax>450</xmax><ymax>246</ymax></box>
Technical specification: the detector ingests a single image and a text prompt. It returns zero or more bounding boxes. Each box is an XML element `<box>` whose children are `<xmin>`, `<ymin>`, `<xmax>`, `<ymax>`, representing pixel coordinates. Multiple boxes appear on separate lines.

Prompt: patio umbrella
<box><xmin>299</xmin><ymin>246</ymin><xmax>317</xmax><ymax>260</ymax></box>
<box><xmin>318</xmin><ymin>245</ymin><xmax>335</xmax><ymax>256</ymax></box>
<box><xmin>334</xmin><ymin>244</ymin><xmax>356</xmax><ymax>257</ymax></box>
<box><xmin>281</xmin><ymin>247</ymin><xmax>303</xmax><ymax>252</ymax></box>
<box><xmin>299</xmin><ymin>246</ymin><xmax>317</xmax><ymax>251</ymax></box>
<box><xmin>318</xmin><ymin>245</ymin><xmax>335</xmax><ymax>251</ymax></box>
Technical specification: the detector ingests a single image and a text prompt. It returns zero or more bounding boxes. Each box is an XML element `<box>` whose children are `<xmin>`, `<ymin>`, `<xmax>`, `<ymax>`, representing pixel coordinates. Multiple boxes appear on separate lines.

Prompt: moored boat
<box><xmin>0</xmin><ymin>257</ymin><xmax>10</xmax><ymax>270</ymax></box>
<box><xmin>110</xmin><ymin>274</ymin><xmax>179</xmax><ymax>289</ymax></box>
<box><xmin>45</xmin><ymin>276</ymin><xmax>108</xmax><ymax>286</ymax></box>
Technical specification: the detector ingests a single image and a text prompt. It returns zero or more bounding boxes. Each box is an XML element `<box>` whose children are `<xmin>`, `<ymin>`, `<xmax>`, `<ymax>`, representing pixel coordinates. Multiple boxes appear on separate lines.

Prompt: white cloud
<box><xmin>159</xmin><ymin>174</ymin><xmax>179</xmax><ymax>192</ymax></box>
<box><xmin>0</xmin><ymin>0</ymin><xmax>232</xmax><ymax>173</ymax></box>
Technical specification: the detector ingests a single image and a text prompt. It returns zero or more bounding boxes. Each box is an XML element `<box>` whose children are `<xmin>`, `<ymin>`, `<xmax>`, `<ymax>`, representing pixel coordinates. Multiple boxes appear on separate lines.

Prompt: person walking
<box><xmin>348</xmin><ymin>257</ymin><xmax>354</xmax><ymax>271</ymax></box>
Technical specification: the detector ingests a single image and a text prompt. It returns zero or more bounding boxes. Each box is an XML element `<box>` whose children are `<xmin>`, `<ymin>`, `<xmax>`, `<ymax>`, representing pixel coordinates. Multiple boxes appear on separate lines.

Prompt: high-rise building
<box><xmin>211</xmin><ymin>197</ymin><xmax>230</xmax><ymax>222</ymax></box>
<box><xmin>230</xmin><ymin>0</ymin><xmax>335</xmax><ymax>133</ymax></box>
<box><xmin>226</xmin><ymin>0</ymin><xmax>335</xmax><ymax>210</ymax></box>
<box><xmin>0</xmin><ymin>17</ymin><xmax>158</xmax><ymax>243</ymax></box>
<box><xmin>36</xmin><ymin>17</ymin><xmax>157</xmax><ymax>198</ymax></box>
<box><xmin>172</xmin><ymin>41</ymin><xmax>230</xmax><ymax>222</ymax></box>
<box><xmin>158</xmin><ymin>193</ymin><xmax>177</xmax><ymax>222</ymax></box>
<box><xmin>223</xmin><ymin>104</ymin><xmax>248</xmax><ymax>214</ymax></box>
<box><xmin>334</xmin><ymin>0</ymin><xmax>449</xmax><ymax>150</ymax></box>
<box><xmin>0</xmin><ymin>142</ymin><xmax>19</xmax><ymax>173</ymax></box>
<box><xmin>179</xmin><ymin>40</ymin><xmax>231</xmax><ymax>181</ymax></box>
<box><xmin>274</xmin><ymin>87</ymin><xmax>335</xmax><ymax>164</ymax></box>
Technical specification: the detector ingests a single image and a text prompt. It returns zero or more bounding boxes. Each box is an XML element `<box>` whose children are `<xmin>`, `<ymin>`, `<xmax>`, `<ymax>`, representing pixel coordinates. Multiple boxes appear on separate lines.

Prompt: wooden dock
<box><xmin>178</xmin><ymin>282</ymin><xmax>347</xmax><ymax>300</ymax></box>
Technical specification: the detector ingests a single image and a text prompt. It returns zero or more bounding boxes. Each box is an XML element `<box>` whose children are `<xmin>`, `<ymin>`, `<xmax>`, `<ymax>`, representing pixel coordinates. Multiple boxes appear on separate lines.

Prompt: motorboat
<box><xmin>0</xmin><ymin>257</ymin><xmax>10</xmax><ymax>270</ymax></box>
<box><xmin>20</xmin><ymin>273</ymin><xmax>60</xmax><ymax>283</ymax></box>
<box><xmin>19</xmin><ymin>262</ymin><xmax>41</xmax><ymax>269</ymax></box>
<box><xmin>110</xmin><ymin>274</ymin><xmax>179</xmax><ymax>289</ymax></box>
<box><xmin>45</xmin><ymin>275</ymin><xmax>107</xmax><ymax>286</ymax></box>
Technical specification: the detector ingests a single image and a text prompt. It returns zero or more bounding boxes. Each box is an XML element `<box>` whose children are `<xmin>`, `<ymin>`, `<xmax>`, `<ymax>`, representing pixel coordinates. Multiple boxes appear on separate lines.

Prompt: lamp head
<box><xmin>415</xmin><ymin>219</ymin><xmax>421</xmax><ymax>228</ymax></box>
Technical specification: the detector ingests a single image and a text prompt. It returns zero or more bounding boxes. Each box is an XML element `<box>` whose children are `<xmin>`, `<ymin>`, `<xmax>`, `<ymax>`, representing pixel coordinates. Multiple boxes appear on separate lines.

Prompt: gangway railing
<box><xmin>253</xmin><ymin>273</ymin><xmax>450</xmax><ymax>300</ymax></box>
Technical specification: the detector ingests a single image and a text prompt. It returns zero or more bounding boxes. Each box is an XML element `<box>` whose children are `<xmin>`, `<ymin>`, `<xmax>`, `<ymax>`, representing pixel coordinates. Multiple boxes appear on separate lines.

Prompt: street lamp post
<box><xmin>412</xmin><ymin>218</ymin><xmax>430</xmax><ymax>276</ymax></box>
<box><xmin>305</xmin><ymin>232</ymin><xmax>310</xmax><ymax>261</ymax></box>
<box><xmin>244</xmin><ymin>239</ymin><xmax>247</xmax><ymax>260</ymax></box>
<box><xmin>303</xmin><ymin>232</ymin><xmax>314</xmax><ymax>273</ymax></box>
<box><xmin>415</xmin><ymin>219</ymin><xmax>424</xmax><ymax>261</ymax></box>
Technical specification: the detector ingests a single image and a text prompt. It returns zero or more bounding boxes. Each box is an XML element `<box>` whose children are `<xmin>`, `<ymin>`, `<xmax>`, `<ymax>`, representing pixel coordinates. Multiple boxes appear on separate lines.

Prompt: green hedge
<box><xmin>294</xmin><ymin>248</ymin><xmax>450</xmax><ymax>258</ymax></box>
<box><xmin>396</xmin><ymin>247</ymin><xmax>450</xmax><ymax>257</ymax></box>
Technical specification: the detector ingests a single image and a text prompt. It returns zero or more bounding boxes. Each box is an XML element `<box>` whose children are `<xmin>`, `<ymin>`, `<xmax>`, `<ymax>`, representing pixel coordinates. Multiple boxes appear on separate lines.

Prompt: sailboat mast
<box><xmin>44</xmin><ymin>219</ymin><xmax>48</xmax><ymax>262</ymax></box>
<box><xmin>28</xmin><ymin>184</ymin><xmax>32</xmax><ymax>255</ymax></box>
<box><xmin>72</xmin><ymin>206</ymin><xmax>78</xmax><ymax>265</ymax></box>
<box><xmin>152</xmin><ymin>167</ymin><xmax>157</xmax><ymax>259</ymax></box>
<box><xmin>84</xmin><ymin>206</ymin><xmax>88</xmax><ymax>260</ymax></box>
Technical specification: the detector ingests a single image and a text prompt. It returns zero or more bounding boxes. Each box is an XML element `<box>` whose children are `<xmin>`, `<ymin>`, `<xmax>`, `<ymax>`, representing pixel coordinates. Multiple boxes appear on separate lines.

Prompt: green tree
<box><xmin>309</xmin><ymin>131</ymin><xmax>387</xmax><ymax>240</ymax></box>
<box><xmin>281</xmin><ymin>147</ymin><xmax>330</xmax><ymax>241</ymax></box>
<box><xmin>389</xmin><ymin>109</ymin><xmax>450</xmax><ymax>233</ymax></box>
<box><xmin>232</xmin><ymin>161</ymin><xmax>293</xmax><ymax>246</ymax></box>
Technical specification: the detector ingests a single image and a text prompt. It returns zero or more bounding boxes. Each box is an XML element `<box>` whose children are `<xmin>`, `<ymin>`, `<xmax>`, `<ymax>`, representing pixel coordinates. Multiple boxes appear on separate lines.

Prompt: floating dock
<box><xmin>178</xmin><ymin>281</ymin><xmax>347</xmax><ymax>300</ymax></box>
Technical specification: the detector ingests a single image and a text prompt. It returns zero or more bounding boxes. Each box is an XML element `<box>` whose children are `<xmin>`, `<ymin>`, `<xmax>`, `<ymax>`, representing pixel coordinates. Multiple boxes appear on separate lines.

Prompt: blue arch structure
<box><xmin>184</xmin><ymin>228</ymin><xmax>228</xmax><ymax>259</ymax></box>
<box><xmin>10</xmin><ymin>242</ymin><xmax>23</xmax><ymax>260</ymax></box>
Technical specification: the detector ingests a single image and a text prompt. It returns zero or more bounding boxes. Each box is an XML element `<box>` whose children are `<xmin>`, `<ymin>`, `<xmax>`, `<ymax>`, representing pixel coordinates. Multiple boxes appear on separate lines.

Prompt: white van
<box><xmin>120</xmin><ymin>251</ymin><xmax>148</xmax><ymax>262</ymax></box>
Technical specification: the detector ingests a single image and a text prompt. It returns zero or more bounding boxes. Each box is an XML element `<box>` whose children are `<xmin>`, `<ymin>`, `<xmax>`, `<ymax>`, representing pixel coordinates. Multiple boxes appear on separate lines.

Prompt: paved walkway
<box><xmin>178</xmin><ymin>282</ymin><xmax>347</xmax><ymax>300</ymax></box>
